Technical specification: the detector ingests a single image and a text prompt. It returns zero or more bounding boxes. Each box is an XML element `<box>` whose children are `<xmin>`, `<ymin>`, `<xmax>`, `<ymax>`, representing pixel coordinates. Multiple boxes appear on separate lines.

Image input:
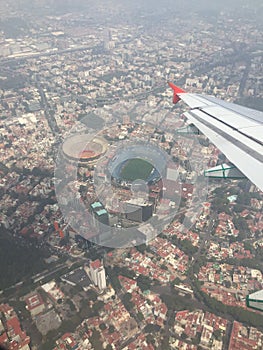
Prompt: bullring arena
<box><xmin>62</xmin><ymin>134</ymin><xmax>108</xmax><ymax>165</ymax></box>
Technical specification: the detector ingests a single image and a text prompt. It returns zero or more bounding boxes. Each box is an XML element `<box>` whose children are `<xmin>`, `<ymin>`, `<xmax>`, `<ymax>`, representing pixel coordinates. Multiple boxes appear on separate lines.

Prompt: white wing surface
<box><xmin>169</xmin><ymin>82</ymin><xmax>263</xmax><ymax>191</ymax></box>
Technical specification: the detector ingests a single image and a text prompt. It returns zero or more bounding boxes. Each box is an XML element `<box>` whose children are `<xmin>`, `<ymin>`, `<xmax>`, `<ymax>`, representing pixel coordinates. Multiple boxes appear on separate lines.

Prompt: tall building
<box><xmin>90</xmin><ymin>201</ymin><xmax>111</xmax><ymax>244</ymax></box>
<box><xmin>125</xmin><ymin>198</ymin><xmax>153</xmax><ymax>223</ymax></box>
<box><xmin>89</xmin><ymin>259</ymin><xmax>106</xmax><ymax>290</ymax></box>
<box><xmin>103</xmin><ymin>29</ymin><xmax>111</xmax><ymax>51</ymax></box>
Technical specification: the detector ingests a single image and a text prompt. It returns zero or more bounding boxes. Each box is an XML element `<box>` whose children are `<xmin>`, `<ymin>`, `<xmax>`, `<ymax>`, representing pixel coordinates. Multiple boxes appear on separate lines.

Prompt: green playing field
<box><xmin>120</xmin><ymin>158</ymin><xmax>153</xmax><ymax>181</ymax></box>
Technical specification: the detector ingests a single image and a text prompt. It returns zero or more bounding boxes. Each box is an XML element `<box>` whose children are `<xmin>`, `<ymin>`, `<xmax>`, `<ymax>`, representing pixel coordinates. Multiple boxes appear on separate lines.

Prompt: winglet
<box><xmin>168</xmin><ymin>82</ymin><xmax>186</xmax><ymax>104</ymax></box>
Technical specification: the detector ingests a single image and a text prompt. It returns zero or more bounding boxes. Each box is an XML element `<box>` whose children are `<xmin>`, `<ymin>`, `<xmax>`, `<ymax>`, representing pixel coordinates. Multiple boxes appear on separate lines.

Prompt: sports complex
<box><xmin>62</xmin><ymin>134</ymin><xmax>108</xmax><ymax>164</ymax></box>
<box><xmin>108</xmin><ymin>143</ymin><xmax>167</xmax><ymax>185</ymax></box>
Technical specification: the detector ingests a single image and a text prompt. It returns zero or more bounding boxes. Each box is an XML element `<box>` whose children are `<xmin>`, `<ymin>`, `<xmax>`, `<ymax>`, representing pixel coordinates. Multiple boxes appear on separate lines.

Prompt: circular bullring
<box><xmin>62</xmin><ymin>134</ymin><xmax>108</xmax><ymax>163</ymax></box>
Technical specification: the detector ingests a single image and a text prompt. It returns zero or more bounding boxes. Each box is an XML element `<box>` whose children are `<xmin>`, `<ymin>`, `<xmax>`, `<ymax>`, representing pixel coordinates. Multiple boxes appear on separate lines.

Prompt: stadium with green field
<box><xmin>120</xmin><ymin>158</ymin><xmax>154</xmax><ymax>181</ymax></box>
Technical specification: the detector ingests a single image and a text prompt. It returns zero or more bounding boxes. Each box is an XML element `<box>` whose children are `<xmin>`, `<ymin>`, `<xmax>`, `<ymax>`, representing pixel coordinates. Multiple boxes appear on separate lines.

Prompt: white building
<box><xmin>90</xmin><ymin>259</ymin><xmax>106</xmax><ymax>290</ymax></box>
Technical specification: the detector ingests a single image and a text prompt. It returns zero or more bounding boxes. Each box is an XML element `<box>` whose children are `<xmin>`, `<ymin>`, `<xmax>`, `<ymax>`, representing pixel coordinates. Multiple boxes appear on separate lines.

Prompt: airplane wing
<box><xmin>168</xmin><ymin>82</ymin><xmax>263</xmax><ymax>191</ymax></box>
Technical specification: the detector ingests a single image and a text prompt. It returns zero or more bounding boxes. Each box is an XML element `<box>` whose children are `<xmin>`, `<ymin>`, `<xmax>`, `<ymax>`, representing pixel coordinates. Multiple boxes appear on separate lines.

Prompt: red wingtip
<box><xmin>168</xmin><ymin>82</ymin><xmax>186</xmax><ymax>104</ymax></box>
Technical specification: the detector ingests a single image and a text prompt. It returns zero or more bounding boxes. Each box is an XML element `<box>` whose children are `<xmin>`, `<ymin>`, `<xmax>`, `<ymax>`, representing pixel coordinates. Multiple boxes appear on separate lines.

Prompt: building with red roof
<box><xmin>0</xmin><ymin>304</ymin><xmax>31</xmax><ymax>350</ymax></box>
<box><xmin>25</xmin><ymin>293</ymin><xmax>45</xmax><ymax>317</ymax></box>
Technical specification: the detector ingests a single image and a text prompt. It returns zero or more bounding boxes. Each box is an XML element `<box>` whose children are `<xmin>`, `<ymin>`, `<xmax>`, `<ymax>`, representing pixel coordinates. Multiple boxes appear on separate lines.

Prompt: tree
<box><xmin>109</xmin><ymin>325</ymin><xmax>115</xmax><ymax>334</ymax></box>
<box><xmin>137</xmin><ymin>312</ymin><xmax>144</xmax><ymax>321</ymax></box>
<box><xmin>137</xmin><ymin>275</ymin><xmax>152</xmax><ymax>291</ymax></box>
<box><xmin>67</xmin><ymin>299</ymin><xmax>76</xmax><ymax>311</ymax></box>
<box><xmin>106</xmin><ymin>271</ymin><xmax>120</xmax><ymax>292</ymax></box>
<box><xmin>87</xmin><ymin>289</ymin><xmax>98</xmax><ymax>302</ymax></box>
<box><xmin>145</xmin><ymin>324</ymin><xmax>161</xmax><ymax>333</ymax></box>
<box><xmin>161</xmin><ymin>264</ymin><xmax>168</xmax><ymax>270</ymax></box>
<box><xmin>213</xmin><ymin>329</ymin><xmax>222</xmax><ymax>340</ymax></box>
<box><xmin>146</xmin><ymin>334</ymin><xmax>155</xmax><ymax>345</ymax></box>
<box><xmin>99</xmin><ymin>323</ymin><xmax>106</xmax><ymax>331</ymax></box>
<box><xmin>223</xmin><ymin>280</ymin><xmax>231</xmax><ymax>289</ymax></box>
<box><xmin>92</xmin><ymin>300</ymin><xmax>104</xmax><ymax>315</ymax></box>
<box><xmin>181</xmin><ymin>332</ymin><xmax>188</xmax><ymax>340</ymax></box>
<box><xmin>123</xmin><ymin>293</ymin><xmax>134</xmax><ymax>311</ymax></box>
<box><xmin>170</xmin><ymin>277</ymin><xmax>182</xmax><ymax>287</ymax></box>
<box><xmin>90</xmin><ymin>329</ymin><xmax>103</xmax><ymax>350</ymax></box>
<box><xmin>136</xmin><ymin>243</ymin><xmax>147</xmax><ymax>254</ymax></box>
<box><xmin>211</xmin><ymin>196</ymin><xmax>230</xmax><ymax>214</ymax></box>
<box><xmin>233</xmin><ymin>217</ymin><xmax>249</xmax><ymax>234</ymax></box>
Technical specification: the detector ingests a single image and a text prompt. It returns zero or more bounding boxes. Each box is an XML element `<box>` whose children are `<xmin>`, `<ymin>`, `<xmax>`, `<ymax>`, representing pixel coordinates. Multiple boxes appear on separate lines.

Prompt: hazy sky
<box><xmin>6</xmin><ymin>0</ymin><xmax>263</xmax><ymax>15</ymax></box>
<box><xmin>1</xmin><ymin>0</ymin><xmax>262</xmax><ymax>36</ymax></box>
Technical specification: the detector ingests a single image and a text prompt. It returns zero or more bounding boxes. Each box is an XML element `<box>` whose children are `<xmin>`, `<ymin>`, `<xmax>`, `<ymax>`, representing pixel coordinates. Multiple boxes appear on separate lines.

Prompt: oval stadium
<box><xmin>108</xmin><ymin>143</ymin><xmax>167</xmax><ymax>184</ymax></box>
<box><xmin>62</xmin><ymin>134</ymin><xmax>108</xmax><ymax>164</ymax></box>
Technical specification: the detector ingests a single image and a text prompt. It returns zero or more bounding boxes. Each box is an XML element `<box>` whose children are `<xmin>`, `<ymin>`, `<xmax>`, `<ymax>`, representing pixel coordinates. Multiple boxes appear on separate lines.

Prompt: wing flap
<box><xmin>185</xmin><ymin>110</ymin><xmax>263</xmax><ymax>191</ymax></box>
<box><xmin>190</xmin><ymin>109</ymin><xmax>263</xmax><ymax>155</ymax></box>
<box><xmin>201</xmin><ymin>105</ymin><xmax>260</xmax><ymax>129</ymax></box>
<box><xmin>168</xmin><ymin>82</ymin><xmax>263</xmax><ymax>190</ymax></box>
<box><xmin>242</xmin><ymin>126</ymin><xmax>263</xmax><ymax>143</ymax></box>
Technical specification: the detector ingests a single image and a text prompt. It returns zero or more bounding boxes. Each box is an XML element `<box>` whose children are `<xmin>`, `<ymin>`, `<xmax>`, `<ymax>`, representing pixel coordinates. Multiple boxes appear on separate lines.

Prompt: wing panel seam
<box><xmin>188</xmin><ymin>111</ymin><xmax>263</xmax><ymax>164</ymax></box>
<box><xmin>194</xmin><ymin>107</ymin><xmax>263</xmax><ymax>146</ymax></box>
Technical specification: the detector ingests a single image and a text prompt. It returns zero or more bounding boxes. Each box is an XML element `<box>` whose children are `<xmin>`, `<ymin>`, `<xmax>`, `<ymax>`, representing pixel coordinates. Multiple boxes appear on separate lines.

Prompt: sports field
<box><xmin>120</xmin><ymin>158</ymin><xmax>153</xmax><ymax>181</ymax></box>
